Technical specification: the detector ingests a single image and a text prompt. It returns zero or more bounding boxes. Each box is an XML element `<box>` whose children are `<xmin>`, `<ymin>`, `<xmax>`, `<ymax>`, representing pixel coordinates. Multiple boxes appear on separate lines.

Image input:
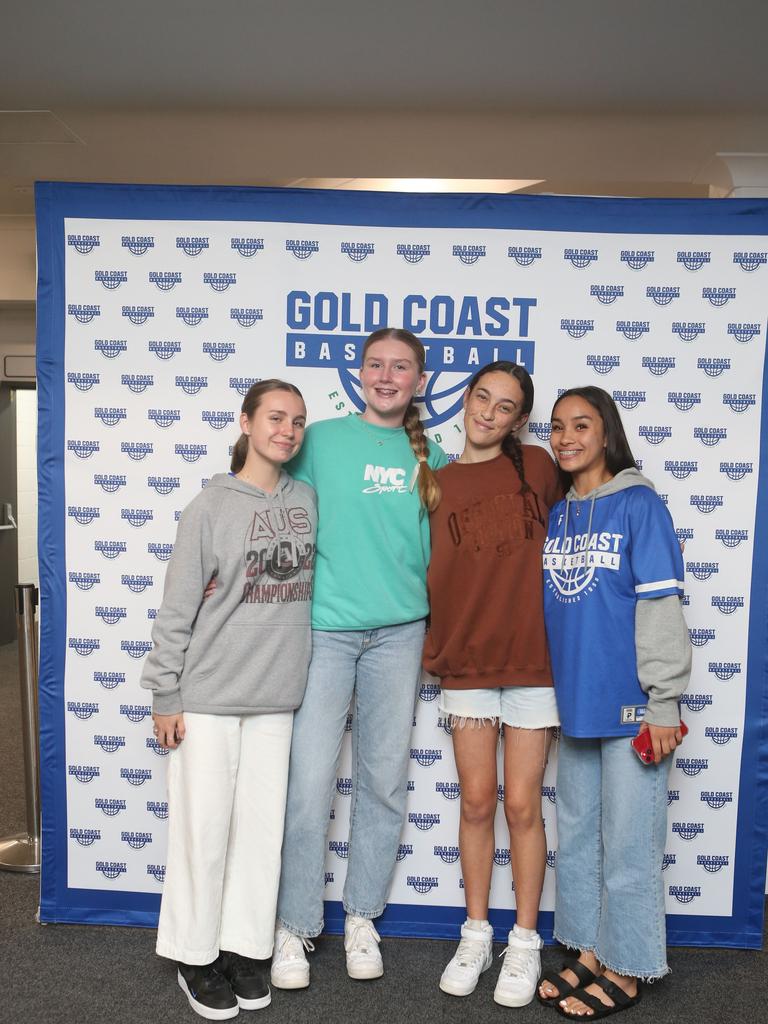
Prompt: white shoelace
<box><xmin>278</xmin><ymin>932</ymin><xmax>314</xmax><ymax>961</ymax></box>
<box><xmin>498</xmin><ymin>943</ymin><xmax>535</xmax><ymax>978</ymax></box>
<box><xmin>345</xmin><ymin>919</ymin><xmax>380</xmax><ymax>955</ymax></box>
<box><xmin>453</xmin><ymin>936</ymin><xmax>489</xmax><ymax>970</ymax></box>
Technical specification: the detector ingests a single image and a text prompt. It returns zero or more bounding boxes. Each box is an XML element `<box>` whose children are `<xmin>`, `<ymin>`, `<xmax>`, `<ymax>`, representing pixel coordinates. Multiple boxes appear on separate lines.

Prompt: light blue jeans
<box><xmin>554</xmin><ymin>733</ymin><xmax>671</xmax><ymax>980</ymax></box>
<box><xmin>277</xmin><ymin>620</ymin><xmax>426</xmax><ymax>937</ymax></box>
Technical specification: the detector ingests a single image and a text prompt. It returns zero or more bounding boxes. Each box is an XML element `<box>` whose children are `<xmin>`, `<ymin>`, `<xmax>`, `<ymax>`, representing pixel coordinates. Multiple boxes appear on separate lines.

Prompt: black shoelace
<box><xmin>223</xmin><ymin>953</ymin><xmax>256</xmax><ymax>981</ymax></box>
<box><xmin>201</xmin><ymin>965</ymin><xmax>230</xmax><ymax>991</ymax></box>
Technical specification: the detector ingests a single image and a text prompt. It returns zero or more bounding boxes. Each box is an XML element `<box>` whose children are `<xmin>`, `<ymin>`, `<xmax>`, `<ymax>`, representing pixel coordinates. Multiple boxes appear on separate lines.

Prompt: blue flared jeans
<box><xmin>554</xmin><ymin>733</ymin><xmax>671</xmax><ymax>980</ymax></box>
<box><xmin>277</xmin><ymin>620</ymin><xmax>425</xmax><ymax>937</ymax></box>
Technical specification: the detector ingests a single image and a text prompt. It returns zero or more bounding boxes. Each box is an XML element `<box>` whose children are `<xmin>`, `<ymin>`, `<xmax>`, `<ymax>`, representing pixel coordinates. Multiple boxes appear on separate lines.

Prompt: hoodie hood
<box><xmin>560</xmin><ymin>467</ymin><xmax>656</xmax><ymax>556</ymax></box>
<box><xmin>207</xmin><ymin>469</ymin><xmax>296</xmax><ymax>500</ymax></box>
<box><xmin>565</xmin><ymin>466</ymin><xmax>656</xmax><ymax>502</ymax></box>
<box><xmin>208</xmin><ymin>470</ymin><xmax>299</xmax><ymax>535</ymax></box>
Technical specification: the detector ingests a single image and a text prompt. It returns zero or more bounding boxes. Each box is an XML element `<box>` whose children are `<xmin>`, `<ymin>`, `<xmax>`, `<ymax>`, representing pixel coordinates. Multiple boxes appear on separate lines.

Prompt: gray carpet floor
<box><xmin>2</xmin><ymin>639</ymin><xmax>765</xmax><ymax>1023</ymax></box>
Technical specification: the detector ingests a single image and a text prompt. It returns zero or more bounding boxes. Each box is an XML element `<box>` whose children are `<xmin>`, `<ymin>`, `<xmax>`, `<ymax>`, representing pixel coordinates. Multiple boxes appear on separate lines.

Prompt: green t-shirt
<box><xmin>289</xmin><ymin>414</ymin><xmax>448</xmax><ymax>630</ymax></box>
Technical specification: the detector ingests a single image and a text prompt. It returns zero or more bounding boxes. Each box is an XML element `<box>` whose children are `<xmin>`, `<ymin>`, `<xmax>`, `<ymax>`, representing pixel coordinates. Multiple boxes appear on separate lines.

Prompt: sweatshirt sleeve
<box><xmin>140</xmin><ymin>495</ymin><xmax>220</xmax><ymax>714</ymax></box>
<box><xmin>635</xmin><ymin>595</ymin><xmax>692</xmax><ymax>727</ymax></box>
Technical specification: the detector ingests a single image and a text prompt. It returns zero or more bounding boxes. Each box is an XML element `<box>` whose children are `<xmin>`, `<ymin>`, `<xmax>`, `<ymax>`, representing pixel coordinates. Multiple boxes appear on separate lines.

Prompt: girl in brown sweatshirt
<box><xmin>423</xmin><ymin>360</ymin><xmax>561</xmax><ymax>1008</ymax></box>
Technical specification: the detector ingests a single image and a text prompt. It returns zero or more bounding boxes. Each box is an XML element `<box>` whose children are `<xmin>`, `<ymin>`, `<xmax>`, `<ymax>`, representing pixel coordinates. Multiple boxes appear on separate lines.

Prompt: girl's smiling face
<box><xmin>463</xmin><ymin>371</ymin><xmax>528</xmax><ymax>455</ymax></box>
<box><xmin>241</xmin><ymin>390</ymin><xmax>307</xmax><ymax>466</ymax></box>
<box><xmin>359</xmin><ymin>338</ymin><xmax>426</xmax><ymax>427</ymax></box>
<box><xmin>550</xmin><ymin>395</ymin><xmax>609</xmax><ymax>485</ymax></box>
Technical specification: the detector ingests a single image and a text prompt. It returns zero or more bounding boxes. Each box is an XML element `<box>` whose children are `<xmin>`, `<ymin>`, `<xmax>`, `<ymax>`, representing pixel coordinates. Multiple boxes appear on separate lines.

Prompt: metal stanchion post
<box><xmin>0</xmin><ymin>584</ymin><xmax>41</xmax><ymax>872</ymax></box>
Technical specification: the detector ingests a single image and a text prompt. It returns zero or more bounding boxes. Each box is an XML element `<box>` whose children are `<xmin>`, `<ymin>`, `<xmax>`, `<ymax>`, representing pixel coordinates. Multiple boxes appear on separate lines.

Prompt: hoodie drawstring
<box><xmin>560</xmin><ymin>492</ymin><xmax>597</xmax><ymax>561</ymax></box>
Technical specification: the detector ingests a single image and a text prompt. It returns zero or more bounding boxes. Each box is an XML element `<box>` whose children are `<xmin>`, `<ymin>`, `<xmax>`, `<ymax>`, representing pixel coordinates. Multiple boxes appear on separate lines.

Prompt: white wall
<box><xmin>0</xmin><ymin>217</ymin><xmax>35</xmax><ymax>301</ymax></box>
<box><xmin>16</xmin><ymin>388</ymin><xmax>38</xmax><ymax>588</ymax></box>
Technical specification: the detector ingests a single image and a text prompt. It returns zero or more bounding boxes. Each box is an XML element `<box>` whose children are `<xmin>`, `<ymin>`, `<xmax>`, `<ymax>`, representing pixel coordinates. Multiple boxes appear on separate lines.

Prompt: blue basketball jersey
<box><xmin>543</xmin><ymin>471</ymin><xmax>685</xmax><ymax>738</ymax></box>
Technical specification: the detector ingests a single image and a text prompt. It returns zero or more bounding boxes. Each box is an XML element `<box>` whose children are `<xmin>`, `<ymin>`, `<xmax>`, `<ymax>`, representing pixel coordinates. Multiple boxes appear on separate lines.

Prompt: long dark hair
<box><xmin>466</xmin><ymin>360</ymin><xmax>534</xmax><ymax>489</ymax></box>
<box><xmin>465</xmin><ymin>361</ymin><xmax>543</xmax><ymax>524</ymax></box>
<box><xmin>361</xmin><ymin>328</ymin><xmax>441</xmax><ymax>512</ymax></box>
<box><xmin>551</xmin><ymin>386</ymin><xmax>637</xmax><ymax>485</ymax></box>
<box><xmin>230</xmin><ymin>379</ymin><xmax>304</xmax><ymax>473</ymax></box>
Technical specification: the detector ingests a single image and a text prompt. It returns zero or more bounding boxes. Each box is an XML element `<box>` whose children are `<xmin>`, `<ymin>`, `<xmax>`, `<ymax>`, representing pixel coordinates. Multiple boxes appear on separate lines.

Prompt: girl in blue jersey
<box><xmin>537</xmin><ymin>387</ymin><xmax>690</xmax><ymax>1020</ymax></box>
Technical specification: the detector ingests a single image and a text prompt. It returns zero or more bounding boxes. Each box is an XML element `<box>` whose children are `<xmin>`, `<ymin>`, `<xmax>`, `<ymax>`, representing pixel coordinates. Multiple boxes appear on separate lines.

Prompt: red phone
<box><xmin>631</xmin><ymin>721</ymin><xmax>688</xmax><ymax>764</ymax></box>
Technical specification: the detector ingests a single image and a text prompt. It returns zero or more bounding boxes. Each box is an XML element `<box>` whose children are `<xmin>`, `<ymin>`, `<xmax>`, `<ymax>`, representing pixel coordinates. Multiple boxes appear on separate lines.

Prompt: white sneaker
<box><xmin>493</xmin><ymin>928</ymin><xmax>543</xmax><ymax>1007</ymax></box>
<box><xmin>270</xmin><ymin>927</ymin><xmax>314</xmax><ymax>990</ymax></box>
<box><xmin>439</xmin><ymin>920</ymin><xmax>494</xmax><ymax>996</ymax></box>
<box><xmin>344</xmin><ymin>915</ymin><xmax>384</xmax><ymax>980</ymax></box>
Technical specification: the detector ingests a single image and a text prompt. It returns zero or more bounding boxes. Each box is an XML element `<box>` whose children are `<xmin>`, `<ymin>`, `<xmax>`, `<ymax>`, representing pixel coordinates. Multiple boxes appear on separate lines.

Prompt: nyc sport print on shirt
<box><xmin>361</xmin><ymin>463</ymin><xmax>409</xmax><ymax>494</ymax></box>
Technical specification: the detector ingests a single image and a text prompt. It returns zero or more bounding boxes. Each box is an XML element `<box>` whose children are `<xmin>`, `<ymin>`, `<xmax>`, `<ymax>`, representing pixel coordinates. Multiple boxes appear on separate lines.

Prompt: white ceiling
<box><xmin>1</xmin><ymin>0</ymin><xmax>767</xmax><ymax>214</ymax></box>
<box><xmin>4</xmin><ymin>0</ymin><xmax>767</xmax><ymax>112</ymax></box>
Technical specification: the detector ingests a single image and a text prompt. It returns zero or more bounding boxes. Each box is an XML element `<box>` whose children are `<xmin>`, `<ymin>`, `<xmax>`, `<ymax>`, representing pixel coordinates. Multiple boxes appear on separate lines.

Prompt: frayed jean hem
<box><xmin>553</xmin><ymin>932</ymin><xmax>670</xmax><ymax>982</ymax></box>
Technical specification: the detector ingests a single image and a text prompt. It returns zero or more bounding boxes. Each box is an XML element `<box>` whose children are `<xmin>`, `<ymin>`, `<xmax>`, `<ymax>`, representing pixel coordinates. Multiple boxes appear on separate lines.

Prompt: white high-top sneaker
<box><xmin>344</xmin><ymin>915</ymin><xmax>384</xmax><ymax>980</ymax></box>
<box><xmin>270</xmin><ymin>927</ymin><xmax>314</xmax><ymax>990</ymax></box>
<box><xmin>493</xmin><ymin>927</ymin><xmax>543</xmax><ymax>1007</ymax></box>
<box><xmin>439</xmin><ymin>920</ymin><xmax>494</xmax><ymax>997</ymax></box>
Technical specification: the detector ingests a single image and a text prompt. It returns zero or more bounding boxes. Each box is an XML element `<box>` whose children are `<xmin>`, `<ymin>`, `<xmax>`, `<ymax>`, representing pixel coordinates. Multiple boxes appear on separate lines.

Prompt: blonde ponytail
<box><xmin>360</xmin><ymin>328</ymin><xmax>441</xmax><ymax>510</ymax></box>
<box><xmin>403</xmin><ymin>401</ymin><xmax>442</xmax><ymax>512</ymax></box>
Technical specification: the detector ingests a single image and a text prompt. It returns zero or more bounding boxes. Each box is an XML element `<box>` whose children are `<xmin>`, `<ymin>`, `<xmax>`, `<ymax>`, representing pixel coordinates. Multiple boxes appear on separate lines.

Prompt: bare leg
<box><xmin>501</xmin><ymin>725</ymin><xmax>552</xmax><ymax>929</ymax></box>
<box><xmin>451</xmin><ymin>720</ymin><xmax>500</xmax><ymax>919</ymax></box>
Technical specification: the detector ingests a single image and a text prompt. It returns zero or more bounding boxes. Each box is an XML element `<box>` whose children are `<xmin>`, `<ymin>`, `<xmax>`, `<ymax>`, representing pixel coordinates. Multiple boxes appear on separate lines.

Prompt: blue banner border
<box><xmin>35</xmin><ymin>181</ymin><xmax>768</xmax><ymax>946</ymax></box>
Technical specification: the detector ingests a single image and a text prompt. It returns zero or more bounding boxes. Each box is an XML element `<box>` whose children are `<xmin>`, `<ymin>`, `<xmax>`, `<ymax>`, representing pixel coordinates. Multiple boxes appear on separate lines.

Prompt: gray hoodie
<box><xmin>563</xmin><ymin>467</ymin><xmax>691</xmax><ymax>727</ymax></box>
<box><xmin>141</xmin><ymin>472</ymin><xmax>316</xmax><ymax>716</ymax></box>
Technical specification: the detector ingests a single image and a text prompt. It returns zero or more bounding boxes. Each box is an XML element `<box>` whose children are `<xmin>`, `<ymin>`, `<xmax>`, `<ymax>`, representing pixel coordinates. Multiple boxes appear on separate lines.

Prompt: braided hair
<box><xmin>361</xmin><ymin>328</ymin><xmax>441</xmax><ymax>512</ymax></box>
<box><xmin>466</xmin><ymin>361</ymin><xmax>543</xmax><ymax>525</ymax></box>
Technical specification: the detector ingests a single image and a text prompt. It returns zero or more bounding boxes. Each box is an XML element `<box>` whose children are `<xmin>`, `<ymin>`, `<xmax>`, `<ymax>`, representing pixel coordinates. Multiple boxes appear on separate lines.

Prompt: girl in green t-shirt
<box><xmin>271</xmin><ymin>329</ymin><xmax>447</xmax><ymax>988</ymax></box>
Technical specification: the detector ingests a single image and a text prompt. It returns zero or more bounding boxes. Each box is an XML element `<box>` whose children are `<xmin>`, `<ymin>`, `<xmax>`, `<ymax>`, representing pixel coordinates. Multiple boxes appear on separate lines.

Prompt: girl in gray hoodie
<box><xmin>141</xmin><ymin>380</ymin><xmax>317</xmax><ymax>1021</ymax></box>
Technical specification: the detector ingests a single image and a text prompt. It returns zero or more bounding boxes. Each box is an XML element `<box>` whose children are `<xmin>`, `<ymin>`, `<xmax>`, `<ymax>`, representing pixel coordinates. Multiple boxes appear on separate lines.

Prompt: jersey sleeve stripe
<box><xmin>635</xmin><ymin>579</ymin><xmax>685</xmax><ymax>594</ymax></box>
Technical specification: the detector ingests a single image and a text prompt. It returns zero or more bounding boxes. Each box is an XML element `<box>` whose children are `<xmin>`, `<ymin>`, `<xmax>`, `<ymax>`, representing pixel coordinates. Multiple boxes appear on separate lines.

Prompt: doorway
<box><xmin>0</xmin><ymin>384</ymin><xmax>37</xmax><ymax>644</ymax></box>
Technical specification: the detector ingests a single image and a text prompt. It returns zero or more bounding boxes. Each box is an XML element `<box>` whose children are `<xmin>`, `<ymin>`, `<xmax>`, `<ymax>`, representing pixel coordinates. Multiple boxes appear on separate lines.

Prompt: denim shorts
<box><xmin>438</xmin><ymin>685</ymin><xmax>560</xmax><ymax>729</ymax></box>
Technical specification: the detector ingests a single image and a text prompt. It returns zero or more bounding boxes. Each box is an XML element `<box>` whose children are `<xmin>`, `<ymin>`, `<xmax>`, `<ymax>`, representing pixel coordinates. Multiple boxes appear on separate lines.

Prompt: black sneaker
<box><xmin>177</xmin><ymin>961</ymin><xmax>239</xmax><ymax>1020</ymax></box>
<box><xmin>216</xmin><ymin>951</ymin><xmax>272</xmax><ymax>1010</ymax></box>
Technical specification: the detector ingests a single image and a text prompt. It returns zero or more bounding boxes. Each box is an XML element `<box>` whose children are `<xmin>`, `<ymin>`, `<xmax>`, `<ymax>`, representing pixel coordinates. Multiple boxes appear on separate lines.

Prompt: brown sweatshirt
<box><xmin>423</xmin><ymin>447</ymin><xmax>562</xmax><ymax>689</ymax></box>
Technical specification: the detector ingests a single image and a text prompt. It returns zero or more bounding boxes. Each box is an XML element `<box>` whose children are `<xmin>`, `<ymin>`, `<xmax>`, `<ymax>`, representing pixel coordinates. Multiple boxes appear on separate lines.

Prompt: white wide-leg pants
<box><xmin>156</xmin><ymin>710</ymin><xmax>294</xmax><ymax>965</ymax></box>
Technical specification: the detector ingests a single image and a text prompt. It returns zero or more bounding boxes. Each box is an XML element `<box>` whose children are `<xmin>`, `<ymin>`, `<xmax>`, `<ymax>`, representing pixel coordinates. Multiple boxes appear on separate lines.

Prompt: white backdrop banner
<box><xmin>35</xmin><ymin>183</ymin><xmax>768</xmax><ymax>946</ymax></box>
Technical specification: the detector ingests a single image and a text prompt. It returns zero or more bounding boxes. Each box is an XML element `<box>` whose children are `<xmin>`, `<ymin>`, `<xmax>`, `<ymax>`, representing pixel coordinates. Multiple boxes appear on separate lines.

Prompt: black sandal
<box><xmin>555</xmin><ymin>975</ymin><xmax>642</xmax><ymax>1019</ymax></box>
<box><xmin>537</xmin><ymin>958</ymin><xmax>599</xmax><ymax>1007</ymax></box>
